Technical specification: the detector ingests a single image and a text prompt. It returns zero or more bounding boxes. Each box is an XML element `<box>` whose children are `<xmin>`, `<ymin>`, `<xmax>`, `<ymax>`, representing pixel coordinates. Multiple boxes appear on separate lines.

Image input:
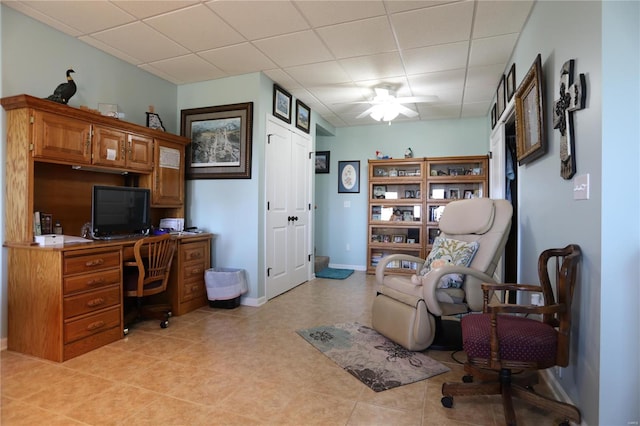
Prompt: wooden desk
<box><xmin>5</xmin><ymin>233</ymin><xmax>212</xmax><ymax>362</ymax></box>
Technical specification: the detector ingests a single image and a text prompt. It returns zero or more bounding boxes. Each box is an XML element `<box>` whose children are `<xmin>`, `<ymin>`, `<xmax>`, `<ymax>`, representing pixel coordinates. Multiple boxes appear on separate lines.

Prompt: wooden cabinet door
<box><xmin>126</xmin><ymin>133</ymin><xmax>153</xmax><ymax>172</ymax></box>
<box><xmin>92</xmin><ymin>125</ymin><xmax>126</xmax><ymax>168</ymax></box>
<box><xmin>32</xmin><ymin>111</ymin><xmax>91</xmax><ymax>163</ymax></box>
<box><xmin>151</xmin><ymin>138</ymin><xmax>184</xmax><ymax>206</ymax></box>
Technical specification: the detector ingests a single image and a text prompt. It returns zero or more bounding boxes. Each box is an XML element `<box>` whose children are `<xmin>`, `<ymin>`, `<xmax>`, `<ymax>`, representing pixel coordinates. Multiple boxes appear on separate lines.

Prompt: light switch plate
<box><xmin>573</xmin><ymin>174</ymin><xmax>590</xmax><ymax>200</ymax></box>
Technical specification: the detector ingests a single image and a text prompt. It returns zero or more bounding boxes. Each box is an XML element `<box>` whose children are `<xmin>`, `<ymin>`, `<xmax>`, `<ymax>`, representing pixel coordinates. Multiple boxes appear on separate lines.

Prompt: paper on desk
<box><xmin>63</xmin><ymin>235</ymin><xmax>93</xmax><ymax>243</ymax></box>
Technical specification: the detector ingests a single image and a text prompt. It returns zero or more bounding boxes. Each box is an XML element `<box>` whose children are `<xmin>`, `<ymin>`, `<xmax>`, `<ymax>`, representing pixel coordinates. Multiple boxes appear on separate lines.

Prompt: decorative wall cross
<box><xmin>553</xmin><ymin>59</ymin><xmax>587</xmax><ymax>180</ymax></box>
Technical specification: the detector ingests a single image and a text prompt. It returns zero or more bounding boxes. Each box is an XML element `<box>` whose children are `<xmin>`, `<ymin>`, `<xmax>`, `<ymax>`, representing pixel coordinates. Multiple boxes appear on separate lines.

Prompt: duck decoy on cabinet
<box><xmin>45</xmin><ymin>68</ymin><xmax>76</xmax><ymax>104</ymax></box>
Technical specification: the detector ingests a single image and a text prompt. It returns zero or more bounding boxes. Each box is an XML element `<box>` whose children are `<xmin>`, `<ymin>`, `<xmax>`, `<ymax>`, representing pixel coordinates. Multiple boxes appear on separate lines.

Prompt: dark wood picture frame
<box><xmin>338</xmin><ymin>160</ymin><xmax>360</xmax><ymax>193</ymax></box>
<box><xmin>273</xmin><ymin>84</ymin><xmax>292</xmax><ymax>124</ymax></box>
<box><xmin>491</xmin><ymin>103</ymin><xmax>497</xmax><ymax>129</ymax></box>
<box><xmin>181</xmin><ymin>102</ymin><xmax>254</xmax><ymax>179</ymax></box>
<box><xmin>496</xmin><ymin>74</ymin><xmax>506</xmax><ymax>118</ymax></box>
<box><xmin>515</xmin><ymin>54</ymin><xmax>546</xmax><ymax>165</ymax></box>
<box><xmin>295</xmin><ymin>99</ymin><xmax>311</xmax><ymax>133</ymax></box>
<box><xmin>315</xmin><ymin>151</ymin><xmax>330</xmax><ymax>174</ymax></box>
<box><xmin>506</xmin><ymin>63</ymin><xmax>516</xmax><ymax>102</ymax></box>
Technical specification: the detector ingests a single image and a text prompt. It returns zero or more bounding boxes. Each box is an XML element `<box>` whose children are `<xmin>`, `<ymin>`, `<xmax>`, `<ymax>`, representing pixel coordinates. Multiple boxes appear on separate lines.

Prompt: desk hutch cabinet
<box><xmin>2</xmin><ymin>94</ymin><xmax>210</xmax><ymax>362</ymax></box>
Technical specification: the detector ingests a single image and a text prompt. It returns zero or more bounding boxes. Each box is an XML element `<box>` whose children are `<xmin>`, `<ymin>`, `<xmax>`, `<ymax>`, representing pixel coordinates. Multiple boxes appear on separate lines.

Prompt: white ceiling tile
<box><xmin>403</xmin><ymin>41</ymin><xmax>469</xmax><ymax>75</ymax></box>
<box><xmin>78</xmin><ymin>35</ymin><xmax>143</xmax><ymax>65</ymax></box>
<box><xmin>206</xmin><ymin>0</ymin><xmax>309</xmax><ymax>40</ymax></box>
<box><xmin>138</xmin><ymin>63</ymin><xmax>182</xmax><ymax>85</ymax></box>
<box><xmin>4</xmin><ymin>2</ymin><xmax>84</xmax><ymax>36</ymax></box>
<box><xmin>253</xmin><ymin>31</ymin><xmax>334</xmax><ymax>68</ymax></box>
<box><xmin>463</xmin><ymin>84</ymin><xmax>495</xmax><ymax>103</ymax></box>
<box><xmin>316</xmin><ymin>16</ymin><xmax>397</xmax><ymax>59</ymax></box>
<box><xmin>23</xmin><ymin>0</ymin><xmax>135</xmax><ymax>34</ymax></box>
<box><xmin>408</xmin><ymin>69</ymin><xmax>466</xmax><ymax>92</ymax></box>
<box><xmin>391</xmin><ymin>1</ymin><xmax>474</xmax><ymax>49</ymax></box>
<box><xmin>262</xmin><ymin>69</ymin><xmax>303</xmax><ymax>90</ymax></box>
<box><xmin>200</xmin><ymin>43</ymin><xmax>276</xmax><ymax>75</ymax></box>
<box><xmin>144</xmin><ymin>4</ymin><xmax>245</xmax><ymax>52</ymax></box>
<box><xmin>90</xmin><ymin>22</ymin><xmax>190</xmax><ymax>63</ymax></box>
<box><xmin>308</xmin><ymin>83</ymin><xmax>369</xmax><ymax>105</ymax></box>
<box><xmin>355</xmin><ymin>77</ymin><xmax>413</xmax><ymax>97</ymax></box>
<box><xmin>112</xmin><ymin>1</ymin><xmax>199</xmax><ymax>20</ymax></box>
<box><xmin>284</xmin><ymin>61</ymin><xmax>351</xmax><ymax>87</ymax></box>
<box><xmin>295</xmin><ymin>0</ymin><xmax>386</xmax><ymax>27</ymax></box>
<box><xmin>468</xmin><ymin>33</ymin><xmax>519</xmax><ymax>67</ymax></box>
<box><xmin>146</xmin><ymin>54</ymin><xmax>227</xmax><ymax>84</ymax></box>
<box><xmin>385</xmin><ymin>1</ymin><xmax>459</xmax><ymax>14</ymax></box>
<box><xmin>465</xmin><ymin>63</ymin><xmax>507</xmax><ymax>88</ymax></box>
<box><xmin>339</xmin><ymin>52</ymin><xmax>405</xmax><ymax>82</ymax></box>
<box><xmin>473</xmin><ymin>1</ymin><xmax>534</xmax><ymax>38</ymax></box>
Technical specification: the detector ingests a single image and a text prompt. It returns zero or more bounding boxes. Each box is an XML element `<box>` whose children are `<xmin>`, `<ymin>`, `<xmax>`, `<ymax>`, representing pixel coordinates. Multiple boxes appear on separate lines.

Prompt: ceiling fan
<box><xmin>354</xmin><ymin>85</ymin><xmax>438</xmax><ymax>122</ymax></box>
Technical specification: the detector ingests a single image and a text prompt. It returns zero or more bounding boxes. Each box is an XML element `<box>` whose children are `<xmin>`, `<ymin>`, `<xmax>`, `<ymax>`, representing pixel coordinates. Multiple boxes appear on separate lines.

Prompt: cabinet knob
<box><xmin>86</xmin><ymin>320</ymin><xmax>105</xmax><ymax>331</ymax></box>
<box><xmin>86</xmin><ymin>277</ymin><xmax>106</xmax><ymax>286</ymax></box>
<box><xmin>86</xmin><ymin>298</ymin><xmax>105</xmax><ymax>307</ymax></box>
<box><xmin>85</xmin><ymin>258</ymin><xmax>105</xmax><ymax>267</ymax></box>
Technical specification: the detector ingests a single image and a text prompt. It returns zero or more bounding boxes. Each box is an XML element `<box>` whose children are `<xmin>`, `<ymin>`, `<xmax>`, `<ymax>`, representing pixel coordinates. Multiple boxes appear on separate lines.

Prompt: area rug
<box><xmin>315</xmin><ymin>267</ymin><xmax>354</xmax><ymax>279</ymax></box>
<box><xmin>297</xmin><ymin>322</ymin><xmax>450</xmax><ymax>392</ymax></box>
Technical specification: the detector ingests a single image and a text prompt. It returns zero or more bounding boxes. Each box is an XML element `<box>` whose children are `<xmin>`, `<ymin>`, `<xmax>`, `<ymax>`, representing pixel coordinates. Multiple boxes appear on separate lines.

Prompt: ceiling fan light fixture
<box><xmin>369</xmin><ymin>103</ymin><xmax>400</xmax><ymax>122</ymax></box>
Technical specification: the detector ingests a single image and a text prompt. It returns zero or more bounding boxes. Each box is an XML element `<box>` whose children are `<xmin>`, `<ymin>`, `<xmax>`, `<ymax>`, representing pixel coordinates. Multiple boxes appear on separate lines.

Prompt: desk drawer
<box><xmin>181</xmin><ymin>277</ymin><xmax>206</xmax><ymax>302</ymax></box>
<box><xmin>183</xmin><ymin>261</ymin><xmax>205</xmax><ymax>281</ymax></box>
<box><xmin>64</xmin><ymin>250</ymin><xmax>121</xmax><ymax>275</ymax></box>
<box><xmin>64</xmin><ymin>306</ymin><xmax>120</xmax><ymax>344</ymax></box>
<box><xmin>181</xmin><ymin>242</ymin><xmax>206</xmax><ymax>263</ymax></box>
<box><xmin>64</xmin><ymin>268</ymin><xmax>121</xmax><ymax>294</ymax></box>
<box><xmin>64</xmin><ymin>286</ymin><xmax>120</xmax><ymax>318</ymax></box>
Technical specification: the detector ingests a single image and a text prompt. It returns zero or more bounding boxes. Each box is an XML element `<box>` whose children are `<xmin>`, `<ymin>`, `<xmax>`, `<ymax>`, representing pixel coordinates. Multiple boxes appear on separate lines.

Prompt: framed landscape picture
<box><xmin>296</xmin><ymin>99</ymin><xmax>311</xmax><ymax>133</ymax></box>
<box><xmin>181</xmin><ymin>102</ymin><xmax>254</xmax><ymax>179</ymax></box>
<box><xmin>273</xmin><ymin>84</ymin><xmax>292</xmax><ymax>124</ymax></box>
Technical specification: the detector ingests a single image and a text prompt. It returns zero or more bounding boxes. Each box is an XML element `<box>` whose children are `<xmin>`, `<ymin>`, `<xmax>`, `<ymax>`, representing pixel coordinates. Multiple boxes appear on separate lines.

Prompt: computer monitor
<box><xmin>91</xmin><ymin>185</ymin><xmax>151</xmax><ymax>240</ymax></box>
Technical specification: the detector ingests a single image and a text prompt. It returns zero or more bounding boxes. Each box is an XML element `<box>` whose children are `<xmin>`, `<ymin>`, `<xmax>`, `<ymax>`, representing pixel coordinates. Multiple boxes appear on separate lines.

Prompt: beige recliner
<box><xmin>372</xmin><ymin>198</ymin><xmax>513</xmax><ymax>351</ymax></box>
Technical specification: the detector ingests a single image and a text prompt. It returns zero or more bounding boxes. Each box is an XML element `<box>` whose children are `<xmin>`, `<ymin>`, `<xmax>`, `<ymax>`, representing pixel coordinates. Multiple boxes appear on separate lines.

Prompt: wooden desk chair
<box><xmin>123</xmin><ymin>234</ymin><xmax>176</xmax><ymax>334</ymax></box>
<box><xmin>441</xmin><ymin>244</ymin><xmax>582</xmax><ymax>426</ymax></box>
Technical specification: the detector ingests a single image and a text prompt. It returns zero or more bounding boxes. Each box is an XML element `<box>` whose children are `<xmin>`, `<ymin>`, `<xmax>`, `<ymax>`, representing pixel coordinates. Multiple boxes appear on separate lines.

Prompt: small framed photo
<box><xmin>338</xmin><ymin>160</ymin><xmax>360</xmax><ymax>193</ymax></box>
<box><xmin>392</xmin><ymin>235</ymin><xmax>406</xmax><ymax>243</ymax></box>
<box><xmin>382</xmin><ymin>235</ymin><xmax>392</xmax><ymax>243</ymax></box>
<box><xmin>295</xmin><ymin>99</ymin><xmax>310</xmax><ymax>133</ymax></box>
<box><xmin>398</xmin><ymin>170</ymin><xmax>406</xmax><ymax>176</ymax></box>
<box><xmin>449</xmin><ymin>188</ymin><xmax>460</xmax><ymax>199</ymax></box>
<box><xmin>404</xmin><ymin>189</ymin><xmax>415</xmax><ymax>199</ymax></box>
<box><xmin>146</xmin><ymin>111</ymin><xmax>165</xmax><ymax>131</ymax></box>
<box><xmin>402</xmin><ymin>211</ymin><xmax>413</xmax><ymax>221</ymax></box>
<box><xmin>464</xmin><ymin>189</ymin><xmax>474</xmax><ymax>199</ymax></box>
<box><xmin>491</xmin><ymin>103</ymin><xmax>497</xmax><ymax>129</ymax></box>
<box><xmin>315</xmin><ymin>151</ymin><xmax>330</xmax><ymax>174</ymax></box>
<box><xmin>496</xmin><ymin>74</ymin><xmax>506</xmax><ymax>118</ymax></box>
<box><xmin>406</xmin><ymin>238</ymin><xmax>416</xmax><ymax>244</ymax></box>
<box><xmin>506</xmin><ymin>63</ymin><xmax>516</xmax><ymax>102</ymax></box>
<box><xmin>273</xmin><ymin>84</ymin><xmax>292</xmax><ymax>123</ymax></box>
<box><xmin>373</xmin><ymin>185</ymin><xmax>387</xmax><ymax>199</ymax></box>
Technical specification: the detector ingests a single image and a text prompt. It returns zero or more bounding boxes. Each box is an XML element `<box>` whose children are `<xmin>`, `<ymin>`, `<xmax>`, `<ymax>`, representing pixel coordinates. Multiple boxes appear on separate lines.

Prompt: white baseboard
<box><xmin>240</xmin><ymin>296</ymin><xmax>266</xmax><ymax>307</ymax></box>
<box><xmin>540</xmin><ymin>369</ymin><xmax>587</xmax><ymax>426</ymax></box>
<box><xmin>328</xmin><ymin>263</ymin><xmax>367</xmax><ymax>271</ymax></box>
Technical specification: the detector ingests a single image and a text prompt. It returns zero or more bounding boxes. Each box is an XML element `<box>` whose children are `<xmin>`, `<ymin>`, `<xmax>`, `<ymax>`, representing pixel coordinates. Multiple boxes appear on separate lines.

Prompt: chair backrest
<box><xmin>438</xmin><ymin>198</ymin><xmax>513</xmax><ymax>310</ymax></box>
<box><xmin>131</xmin><ymin>234</ymin><xmax>176</xmax><ymax>297</ymax></box>
<box><xmin>537</xmin><ymin>244</ymin><xmax>582</xmax><ymax>366</ymax></box>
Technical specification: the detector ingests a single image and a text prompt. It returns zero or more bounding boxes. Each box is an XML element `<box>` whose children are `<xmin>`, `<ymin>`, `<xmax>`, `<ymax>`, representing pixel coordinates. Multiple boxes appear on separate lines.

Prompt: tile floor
<box><xmin>2</xmin><ymin>272</ymin><xmax>561</xmax><ymax>425</ymax></box>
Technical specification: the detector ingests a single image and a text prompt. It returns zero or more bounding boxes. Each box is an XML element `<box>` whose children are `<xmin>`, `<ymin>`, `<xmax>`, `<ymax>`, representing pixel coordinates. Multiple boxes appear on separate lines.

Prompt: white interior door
<box><xmin>265</xmin><ymin>118</ymin><xmax>311</xmax><ymax>299</ymax></box>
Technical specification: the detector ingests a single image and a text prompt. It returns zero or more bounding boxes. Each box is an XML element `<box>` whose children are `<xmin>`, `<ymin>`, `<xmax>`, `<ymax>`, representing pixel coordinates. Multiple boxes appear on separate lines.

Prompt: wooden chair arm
<box><xmin>481</xmin><ymin>282</ymin><xmax>542</xmax><ymax>293</ymax></box>
<box><xmin>486</xmin><ymin>303</ymin><xmax>566</xmax><ymax>316</ymax></box>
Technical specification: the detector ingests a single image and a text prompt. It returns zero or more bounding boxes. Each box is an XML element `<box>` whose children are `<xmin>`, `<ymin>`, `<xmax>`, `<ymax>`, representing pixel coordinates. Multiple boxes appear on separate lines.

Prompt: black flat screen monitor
<box><xmin>91</xmin><ymin>185</ymin><xmax>151</xmax><ymax>239</ymax></box>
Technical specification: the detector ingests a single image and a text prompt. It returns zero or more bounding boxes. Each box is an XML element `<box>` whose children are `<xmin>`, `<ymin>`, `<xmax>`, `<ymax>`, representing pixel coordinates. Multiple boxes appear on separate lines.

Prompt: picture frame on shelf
<box><xmin>449</xmin><ymin>188</ymin><xmax>460</xmax><ymax>199</ymax></box>
<box><xmin>295</xmin><ymin>99</ymin><xmax>310</xmax><ymax>133</ymax></box>
<box><xmin>506</xmin><ymin>63</ymin><xmax>516</xmax><ymax>102</ymax></box>
<box><xmin>373</xmin><ymin>185</ymin><xmax>387</xmax><ymax>199</ymax></box>
<box><xmin>515</xmin><ymin>54</ymin><xmax>547</xmax><ymax>165</ymax></box>
<box><xmin>181</xmin><ymin>102</ymin><xmax>253</xmax><ymax>179</ymax></box>
<box><xmin>393</xmin><ymin>235</ymin><xmax>406</xmax><ymax>243</ymax></box>
<box><xmin>338</xmin><ymin>160</ymin><xmax>360</xmax><ymax>193</ymax></box>
<box><xmin>404</xmin><ymin>189</ymin><xmax>415</xmax><ymax>199</ymax></box>
<box><xmin>406</xmin><ymin>238</ymin><xmax>416</xmax><ymax>244</ymax></box>
<box><xmin>273</xmin><ymin>84</ymin><xmax>292</xmax><ymax>123</ymax></box>
<box><xmin>315</xmin><ymin>151</ymin><xmax>330</xmax><ymax>174</ymax></box>
<box><xmin>464</xmin><ymin>189</ymin><xmax>474</xmax><ymax>199</ymax></box>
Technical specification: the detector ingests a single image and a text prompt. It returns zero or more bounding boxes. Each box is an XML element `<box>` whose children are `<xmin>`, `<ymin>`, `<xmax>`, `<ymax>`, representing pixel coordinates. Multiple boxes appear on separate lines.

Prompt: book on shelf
<box><xmin>33</xmin><ymin>211</ymin><xmax>42</xmax><ymax>236</ymax></box>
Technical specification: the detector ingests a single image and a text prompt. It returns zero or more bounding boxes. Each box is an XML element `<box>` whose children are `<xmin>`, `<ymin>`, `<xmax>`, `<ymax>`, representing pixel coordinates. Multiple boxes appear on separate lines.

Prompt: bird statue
<box><xmin>45</xmin><ymin>69</ymin><xmax>77</xmax><ymax>104</ymax></box>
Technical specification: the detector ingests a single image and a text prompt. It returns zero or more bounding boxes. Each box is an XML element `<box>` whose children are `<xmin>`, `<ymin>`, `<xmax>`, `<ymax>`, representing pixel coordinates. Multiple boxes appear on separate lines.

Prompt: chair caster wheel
<box><xmin>123</xmin><ymin>327</ymin><xmax>129</xmax><ymax>336</ymax></box>
<box><xmin>160</xmin><ymin>320</ymin><xmax>169</xmax><ymax>329</ymax></box>
<box><xmin>462</xmin><ymin>375</ymin><xmax>473</xmax><ymax>383</ymax></box>
<box><xmin>441</xmin><ymin>396</ymin><xmax>453</xmax><ymax>408</ymax></box>
<box><xmin>167</xmin><ymin>311</ymin><xmax>172</xmax><ymax>318</ymax></box>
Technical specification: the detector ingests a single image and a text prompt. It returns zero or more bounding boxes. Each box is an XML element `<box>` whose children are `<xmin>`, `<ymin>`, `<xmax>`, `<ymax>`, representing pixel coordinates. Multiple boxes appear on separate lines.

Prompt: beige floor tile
<box><xmin>348</xmin><ymin>401</ymin><xmax>423</xmax><ymax>426</ymax></box>
<box><xmin>1</xmin><ymin>396</ymin><xmax>86</xmax><ymax>425</ymax></box>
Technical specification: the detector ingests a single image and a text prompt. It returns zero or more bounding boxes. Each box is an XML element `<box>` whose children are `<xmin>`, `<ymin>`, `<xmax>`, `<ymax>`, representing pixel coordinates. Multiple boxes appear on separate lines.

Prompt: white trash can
<box><xmin>205</xmin><ymin>268</ymin><xmax>247</xmax><ymax>309</ymax></box>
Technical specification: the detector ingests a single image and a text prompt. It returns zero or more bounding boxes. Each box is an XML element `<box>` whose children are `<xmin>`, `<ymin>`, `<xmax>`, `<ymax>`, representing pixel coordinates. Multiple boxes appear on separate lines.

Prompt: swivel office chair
<box><xmin>373</xmin><ymin>198</ymin><xmax>513</xmax><ymax>351</ymax></box>
<box><xmin>441</xmin><ymin>244</ymin><xmax>582</xmax><ymax>426</ymax></box>
<box><xmin>123</xmin><ymin>233</ymin><xmax>176</xmax><ymax>333</ymax></box>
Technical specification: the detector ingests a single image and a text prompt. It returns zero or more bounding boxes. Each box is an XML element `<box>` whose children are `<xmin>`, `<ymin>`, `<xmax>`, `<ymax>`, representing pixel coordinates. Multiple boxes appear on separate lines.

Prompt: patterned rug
<box><xmin>297</xmin><ymin>322</ymin><xmax>450</xmax><ymax>392</ymax></box>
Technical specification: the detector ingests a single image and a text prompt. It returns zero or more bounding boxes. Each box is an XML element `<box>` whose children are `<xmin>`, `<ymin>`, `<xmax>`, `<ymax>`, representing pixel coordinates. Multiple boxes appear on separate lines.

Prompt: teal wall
<box><xmin>1</xmin><ymin>3</ymin><xmax>639</xmax><ymax>424</ymax></box>
<box><xmin>314</xmin><ymin>117</ymin><xmax>489</xmax><ymax>268</ymax></box>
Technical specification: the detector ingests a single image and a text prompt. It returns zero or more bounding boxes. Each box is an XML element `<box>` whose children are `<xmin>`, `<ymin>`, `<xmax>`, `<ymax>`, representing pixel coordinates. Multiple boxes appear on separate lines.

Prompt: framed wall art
<box><xmin>181</xmin><ymin>102</ymin><xmax>254</xmax><ymax>179</ymax></box>
<box><xmin>273</xmin><ymin>84</ymin><xmax>292</xmax><ymax>124</ymax></box>
<box><xmin>515</xmin><ymin>54</ymin><xmax>547</xmax><ymax>165</ymax></box>
<box><xmin>496</xmin><ymin>74</ymin><xmax>506</xmax><ymax>118</ymax></box>
<box><xmin>315</xmin><ymin>151</ymin><xmax>330</xmax><ymax>174</ymax></box>
<box><xmin>295</xmin><ymin>99</ymin><xmax>311</xmax><ymax>133</ymax></box>
<box><xmin>338</xmin><ymin>160</ymin><xmax>360</xmax><ymax>193</ymax></box>
<box><xmin>506</xmin><ymin>63</ymin><xmax>516</xmax><ymax>102</ymax></box>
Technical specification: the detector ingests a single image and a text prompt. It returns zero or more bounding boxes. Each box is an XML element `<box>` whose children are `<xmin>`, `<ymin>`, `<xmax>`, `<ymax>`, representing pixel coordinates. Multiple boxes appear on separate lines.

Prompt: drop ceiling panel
<box><xmin>253</xmin><ymin>31</ymin><xmax>334</xmax><ymax>68</ymax></box>
<box><xmin>468</xmin><ymin>33</ymin><xmax>519</xmax><ymax>68</ymax></box>
<box><xmin>339</xmin><ymin>52</ymin><xmax>405</xmax><ymax>82</ymax></box>
<box><xmin>23</xmin><ymin>1</ymin><xmax>135</xmax><ymax>34</ymax></box>
<box><xmin>206</xmin><ymin>0</ymin><xmax>309</xmax><ymax>40</ymax></box>
<box><xmin>144</xmin><ymin>4</ymin><xmax>245</xmax><ymax>52</ymax></box>
<box><xmin>316</xmin><ymin>16</ymin><xmax>397</xmax><ymax>59</ymax></box>
<box><xmin>146</xmin><ymin>54</ymin><xmax>227</xmax><ymax>84</ymax></box>
<box><xmin>113</xmin><ymin>0</ymin><xmax>199</xmax><ymax>20</ymax></box>
<box><xmin>403</xmin><ymin>41</ymin><xmax>469</xmax><ymax>75</ymax></box>
<box><xmin>284</xmin><ymin>61</ymin><xmax>352</xmax><ymax>87</ymax></box>
<box><xmin>91</xmin><ymin>22</ymin><xmax>189</xmax><ymax>63</ymax></box>
<box><xmin>294</xmin><ymin>0</ymin><xmax>386</xmax><ymax>27</ymax></box>
<box><xmin>200</xmin><ymin>43</ymin><xmax>277</xmax><ymax>75</ymax></box>
<box><xmin>473</xmin><ymin>0</ymin><xmax>534</xmax><ymax>38</ymax></box>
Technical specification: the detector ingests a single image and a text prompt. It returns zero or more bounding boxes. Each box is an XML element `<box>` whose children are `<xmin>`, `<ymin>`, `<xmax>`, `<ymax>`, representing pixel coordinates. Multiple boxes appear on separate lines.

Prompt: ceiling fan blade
<box><xmin>356</xmin><ymin>106</ymin><xmax>377</xmax><ymax>119</ymax></box>
<box><xmin>395</xmin><ymin>95</ymin><xmax>439</xmax><ymax>103</ymax></box>
<box><xmin>397</xmin><ymin>104</ymin><xmax>419</xmax><ymax>118</ymax></box>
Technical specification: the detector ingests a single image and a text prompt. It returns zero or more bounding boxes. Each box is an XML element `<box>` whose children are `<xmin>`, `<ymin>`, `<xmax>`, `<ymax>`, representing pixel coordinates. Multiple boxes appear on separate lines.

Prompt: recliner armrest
<box><xmin>375</xmin><ymin>253</ymin><xmax>426</xmax><ymax>285</ymax></box>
